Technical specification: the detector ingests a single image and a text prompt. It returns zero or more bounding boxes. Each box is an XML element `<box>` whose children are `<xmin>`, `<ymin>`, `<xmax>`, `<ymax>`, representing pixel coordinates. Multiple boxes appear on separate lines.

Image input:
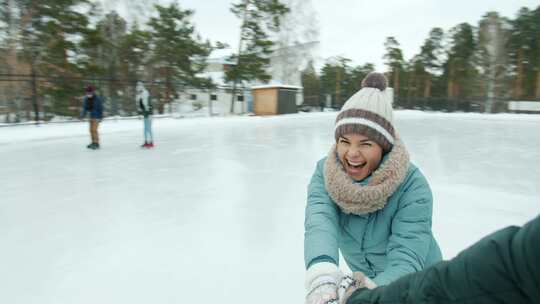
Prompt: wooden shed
<box><xmin>252</xmin><ymin>85</ymin><xmax>300</xmax><ymax>115</ymax></box>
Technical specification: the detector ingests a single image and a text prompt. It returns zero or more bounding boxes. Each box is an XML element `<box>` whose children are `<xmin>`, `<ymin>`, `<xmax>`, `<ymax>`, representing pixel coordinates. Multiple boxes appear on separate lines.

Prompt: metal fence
<box><xmin>393</xmin><ymin>97</ymin><xmax>510</xmax><ymax>113</ymax></box>
<box><xmin>0</xmin><ymin>74</ymin><xmax>250</xmax><ymax>123</ymax></box>
<box><xmin>300</xmin><ymin>92</ymin><xmax>539</xmax><ymax>114</ymax></box>
<box><xmin>2</xmin><ymin>74</ymin><xmax>539</xmax><ymax>124</ymax></box>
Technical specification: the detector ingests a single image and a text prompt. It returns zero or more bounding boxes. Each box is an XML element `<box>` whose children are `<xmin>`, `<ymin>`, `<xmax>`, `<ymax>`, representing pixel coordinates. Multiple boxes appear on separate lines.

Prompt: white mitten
<box><xmin>305</xmin><ymin>262</ymin><xmax>343</xmax><ymax>304</ymax></box>
<box><xmin>337</xmin><ymin>272</ymin><xmax>378</xmax><ymax>304</ymax></box>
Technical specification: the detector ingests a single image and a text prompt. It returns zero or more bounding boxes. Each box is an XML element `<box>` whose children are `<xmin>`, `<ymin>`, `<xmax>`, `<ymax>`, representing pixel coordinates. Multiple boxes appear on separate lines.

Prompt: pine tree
<box><xmin>147</xmin><ymin>2</ymin><xmax>212</xmax><ymax>113</ymax></box>
<box><xmin>383</xmin><ymin>37</ymin><xmax>404</xmax><ymax>97</ymax></box>
<box><xmin>226</xmin><ymin>0</ymin><xmax>289</xmax><ymax>113</ymax></box>
<box><xmin>345</xmin><ymin>63</ymin><xmax>375</xmax><ymax>99</ymax></box>
<box><xmin>530</xmin><ymin>6</ymin><xmax>540</xmax><ymax>99</ymax></box>
<box><xmin>301</xmin><ymin>60</ymin><xmax>321</xmax><ymax>107</ymax></box>
<box><xmin>418</xmin><ymin>28</ymin><xmax>445</xmax><ymax>98</ymax></box>
<box><xmin>117</xmin><ymin>23</ymin><xmax>151</xmax><ymax>114</ymax></box>
<box><xmin>445</xmin><ymin>23</ymin><xmax>477</xmax><ymax>99</ymax></box>
<box><xmin>0</xmin><ymin>0</ymin><xmax>29</xmax><ymax>122</ymax></box>
<box><xmin>118</xmin><ymin>23</ymin><xmax>151</xmax><ymax>78</ymax></box>
<box><xmin>320</xmin><ymin>57</ymin><xmax>351</xmax><ymax>108</ymax></box>
<box><xmin>94</xmin><ymin>11</ymin><xmax>128</xmax><ymax>115</ymax></box>
<box><xmin>16</xmin><ymin>0</ymin><xmax>94</xmax><ymax>119</ymax></box>
<box><xmin>507</xmin><ymin>7</ymin><xmax>540</xmax><ymax>99</ymax></box>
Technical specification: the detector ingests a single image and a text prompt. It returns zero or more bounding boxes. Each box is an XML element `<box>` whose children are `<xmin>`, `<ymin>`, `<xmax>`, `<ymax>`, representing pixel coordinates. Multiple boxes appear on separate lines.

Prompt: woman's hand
<box><xmin>337</xmin><ymin>272</ymin><xmax>378</xmax><ymax>304</ymax></box>
<box><xmin>305</xmin><ymin>262</ymin><xmax>343</xmax><ymax>304</ymax></box>
<box><xmin>305</xmin><ymin>276</ymin><xmax>339</xmax><ymax>304</ymax></box>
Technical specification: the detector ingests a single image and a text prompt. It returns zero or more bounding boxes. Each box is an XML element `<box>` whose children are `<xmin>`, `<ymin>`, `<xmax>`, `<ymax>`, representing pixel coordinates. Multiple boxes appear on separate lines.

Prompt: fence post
<box><xmin>31</xmin><ymin>67</ymin><xmax>39</xmax><ymax>124</ymax></box>
<box><xmin>209</xmin><ymin>92</ymin><xmax>213</xmax><ymax>117</ymax></box>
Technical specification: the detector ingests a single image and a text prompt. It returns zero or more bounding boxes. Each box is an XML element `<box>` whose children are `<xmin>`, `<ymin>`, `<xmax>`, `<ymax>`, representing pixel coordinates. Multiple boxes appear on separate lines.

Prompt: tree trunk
<box><xmin>406</xmin><ymin>72</ymin><xmax>413</xmax><ymax>103</ymax></box>
<box><xmin>31</xmin><ymin>65</ymin><xmax>39</xmax><ymax>123</ymax></box>
<box><xmin>514</xmin><ymin>49</ymin><xmax>524</xmax><ymax>99</ymax></box>
<box><xmin>230</xmin><ymin>0</ymin><xmax>249</xmax><ymax>114</ymax></box>
<box><xmin>229</xmin><ymin>78</ymin><xmax>238</xmax><ymax>114</ymax></box>
<box><xmin>423</xmin><ymin>74</ymin><xmax>432</xmax><ymax>98</ymax></box>
<box><xmin>485</xmin><ymin>66</ymin><xmax>495</xmax><ymax>113</ymax></box>
<box><xmin>162</xmin><ymin>70</ymin><xmax>170</xmax><ymax>114</ymax></box>
<box><xmin>336</xmin><ymin>68</ymin><xmax>341</xmax><ymax>106</ymax></box>
<box><xmin>447</xmin><ymin>61</ymin><xmax>454</xmax><ymax>98</ymax></box>
<box><xmin>393</xmin><ymin>68</ymin><xmax>400</xmax><ymax>97</ymax></box>
<box><xmin>535</xmin><ymin>68</ymin><xmax>540</xmax><ymax>99</ymax></box>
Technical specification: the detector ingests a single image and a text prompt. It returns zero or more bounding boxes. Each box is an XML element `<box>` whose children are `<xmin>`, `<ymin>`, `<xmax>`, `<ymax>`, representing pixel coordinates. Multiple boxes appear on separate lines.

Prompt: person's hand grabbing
<box><xmin>337</xmin><ymin>272</ymin><xmax>377</xmax><ymax>304</ymax></box>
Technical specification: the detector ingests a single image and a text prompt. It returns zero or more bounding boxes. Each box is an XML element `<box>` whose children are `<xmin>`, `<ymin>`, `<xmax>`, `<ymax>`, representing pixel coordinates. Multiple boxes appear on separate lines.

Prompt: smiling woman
<box><xmin>336</xmin><ymin>134</ymin><xmax>383</xmax><ymax>181</ymax></box>
<box><xmin>303</xmin><ymin>72</ymin><xmax>442</xmax><ymax>304</ymax></box>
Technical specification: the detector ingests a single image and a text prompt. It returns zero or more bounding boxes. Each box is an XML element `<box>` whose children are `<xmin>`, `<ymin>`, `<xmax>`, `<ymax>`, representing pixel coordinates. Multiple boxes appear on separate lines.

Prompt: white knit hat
<box><xmin>334</xmin><ymin>72</ymin><xmax>395</xmax><ymax>152</ymax></box>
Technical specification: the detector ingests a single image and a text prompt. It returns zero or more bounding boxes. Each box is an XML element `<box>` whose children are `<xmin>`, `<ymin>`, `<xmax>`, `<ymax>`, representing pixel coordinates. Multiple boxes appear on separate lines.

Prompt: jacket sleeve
<box><xmin>96</xmin><ymin>96</ymin><xmax>104</xmax><ymax>118</ymax></box>
<box><xmin>304</xmin><ymin>159</ymin><xmax>340</xmax><ymax>269</ymax></box>
<box><xmin>372</xmin><ymin>168</ymin><xmax>434</xmax><ymax>286</ymax></box>
<box><xmin>347</xmin><ymin>215</ymin><xmax>540</xmax><ymax>304</ymax></box>
<box><xmin>137</xmin><ymin>91</ymin><xmax>150</xmax><ymax>113</ymax></box>
<box><xmin>143</xmin><ymin>90</ymin><xmax>150</xmax><ymax>111</ymax></box>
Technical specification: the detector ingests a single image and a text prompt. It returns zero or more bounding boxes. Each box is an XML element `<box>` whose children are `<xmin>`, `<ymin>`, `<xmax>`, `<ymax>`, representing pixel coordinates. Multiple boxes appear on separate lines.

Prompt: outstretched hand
<box><xmin>306</xmin><ymin>279</ymin><xmax>339</xmax><ymax>304</ymax></box>
<box><xmin>305</xmin><ymin>263</ymin><xmax>377</xmax><ymax>304</ymax></box>
<box><xmin>305</xmin><ymin>262</ymin><xmax>343</xmax><ymax>304</ymax></box>
<box><xmin>336</xmin><ymin>272</ymin><xmax>377</xmax><ymax>304</ymax></box>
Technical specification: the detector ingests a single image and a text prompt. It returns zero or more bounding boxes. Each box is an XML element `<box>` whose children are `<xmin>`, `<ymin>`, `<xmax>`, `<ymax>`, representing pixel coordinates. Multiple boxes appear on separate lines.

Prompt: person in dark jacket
<box><xmin>80</xmin><ymin>85</ymin><xmax>103</xmax><ymax>149</ymax></box>
<box><xmin>337</xmin><ymin>214</ymin><xmax>540</xmax><ymax>304</ymax></box>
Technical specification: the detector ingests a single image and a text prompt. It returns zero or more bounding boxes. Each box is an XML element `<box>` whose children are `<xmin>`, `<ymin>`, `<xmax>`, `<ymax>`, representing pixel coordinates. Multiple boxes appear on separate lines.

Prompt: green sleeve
<box><xmin>348</xmin><ymin>215</ymin><xmax>540</xmax><ymax>303</ymax></box>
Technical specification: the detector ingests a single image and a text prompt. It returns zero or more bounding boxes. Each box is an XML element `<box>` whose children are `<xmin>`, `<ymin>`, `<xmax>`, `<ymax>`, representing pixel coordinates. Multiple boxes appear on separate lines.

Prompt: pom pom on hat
<box><xmin>361</xmin><ymin>72</ymin><xmax>387</xmax><ymax>91</ymax></box>
<box><xmin>334</xmin><ymin>72</ymin><xmax>396</xmax><ymax>152</ymax></box>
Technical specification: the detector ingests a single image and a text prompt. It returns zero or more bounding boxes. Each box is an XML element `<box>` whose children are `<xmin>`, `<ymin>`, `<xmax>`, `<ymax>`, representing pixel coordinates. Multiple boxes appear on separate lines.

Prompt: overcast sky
<box><xmin>105</xmin><ymin>0</ymin><xmax>539</xmax><ymax>71</ymax></box>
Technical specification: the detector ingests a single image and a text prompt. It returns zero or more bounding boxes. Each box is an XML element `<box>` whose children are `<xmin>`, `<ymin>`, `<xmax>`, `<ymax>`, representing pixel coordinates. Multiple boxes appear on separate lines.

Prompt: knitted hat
<box><xmin>85</xmin><ymin>85</ymin><xmax>95</xmax><ymax>93</ymax></box>
<box><xmin>334</xmin><ymin>72</ymin><xmax>395</xmax><ymax>152</ymax></box>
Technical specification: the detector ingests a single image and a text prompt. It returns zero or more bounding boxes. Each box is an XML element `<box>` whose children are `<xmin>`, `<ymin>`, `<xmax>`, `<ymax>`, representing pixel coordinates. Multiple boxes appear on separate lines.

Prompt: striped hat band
<box><xmin>334</xmin><ymin>109</ymin><xmax>395</xmax><ymax>152</ymax></box>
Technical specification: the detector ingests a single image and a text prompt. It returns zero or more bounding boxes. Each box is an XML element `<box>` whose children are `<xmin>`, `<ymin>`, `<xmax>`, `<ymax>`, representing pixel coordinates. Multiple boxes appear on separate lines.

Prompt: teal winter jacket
<box><xmin>304</xmin><ymin>158</ymin><xmax>442</xmax><ymax>286</ymax></box>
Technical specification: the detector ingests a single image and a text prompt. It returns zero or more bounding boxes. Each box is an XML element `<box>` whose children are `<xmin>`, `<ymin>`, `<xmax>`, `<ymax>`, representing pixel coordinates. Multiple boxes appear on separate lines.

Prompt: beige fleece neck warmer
<box><xmin>324</xmin><ymin>138</ymin><xmax>410</xmax><ymax>215</ymax></box>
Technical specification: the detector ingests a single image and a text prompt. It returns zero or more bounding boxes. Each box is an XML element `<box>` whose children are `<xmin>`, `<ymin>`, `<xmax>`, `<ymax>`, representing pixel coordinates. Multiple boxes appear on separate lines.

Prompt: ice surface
<box><xmin>1</xmin><ymin>111</ymin><xmax>539</xmax><ymax>303</ymax></box>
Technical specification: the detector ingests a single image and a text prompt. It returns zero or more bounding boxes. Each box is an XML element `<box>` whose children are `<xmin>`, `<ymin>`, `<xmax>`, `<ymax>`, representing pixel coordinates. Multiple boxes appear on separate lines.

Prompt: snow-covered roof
<box><xmin>199</xmin><ymin>71</ymin><xmax>227</xmax><ymax>86</ymax></box>
<box><xmin>251</xmin><ymin>84</ymin><xmax>303</xmax><ymax>90</ymax></box>
<box><xmin>207</xmin><ymin>48</ymin><xmax>236</xmax><ymax>65</ymax></box>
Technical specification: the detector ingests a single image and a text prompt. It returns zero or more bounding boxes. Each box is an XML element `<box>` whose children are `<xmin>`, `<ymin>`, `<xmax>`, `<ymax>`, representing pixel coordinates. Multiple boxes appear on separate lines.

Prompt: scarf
<box><xmin>324</xmin><ymin>138</ymin><xmax>410</xmax><ymax>215</ymax></box>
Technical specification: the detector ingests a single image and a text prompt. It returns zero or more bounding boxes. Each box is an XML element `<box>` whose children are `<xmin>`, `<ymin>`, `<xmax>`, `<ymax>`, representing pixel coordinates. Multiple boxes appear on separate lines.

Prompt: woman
<box><xmin>304</xmin><ymin>72</ymin><xmax>442</xmax><ymax>304</ymax></box>
<box><xmin>136</xmin><ymin>81</ymin><xmax>154</xmax><ymax>148</ymax></box>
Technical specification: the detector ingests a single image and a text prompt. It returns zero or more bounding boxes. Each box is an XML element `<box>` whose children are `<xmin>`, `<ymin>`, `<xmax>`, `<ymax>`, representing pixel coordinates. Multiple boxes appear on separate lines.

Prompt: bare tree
<box><xmin>267</xmin><ymin>0</ymin><xmax>319</xmax><ymax>87</ymax></box>
<box><xmin>478</xmin><ymin>12</ymin><xmax>510</xmax><ymax>112</ymax></box>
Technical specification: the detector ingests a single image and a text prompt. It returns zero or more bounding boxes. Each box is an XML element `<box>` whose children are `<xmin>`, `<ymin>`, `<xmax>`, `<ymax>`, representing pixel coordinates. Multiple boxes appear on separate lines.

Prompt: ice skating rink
<box><xmin>1</xmin><ymin>111</ymin><xmax>539</xmax><ymax>303</ymax></box>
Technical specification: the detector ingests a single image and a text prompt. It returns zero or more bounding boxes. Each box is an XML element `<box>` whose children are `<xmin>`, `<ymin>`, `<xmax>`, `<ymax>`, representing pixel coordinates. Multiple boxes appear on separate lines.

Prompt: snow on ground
<box><xmin>1</xmin><ymin>111</ymin><xmax>539</xmax><ymax>304</ymax></box>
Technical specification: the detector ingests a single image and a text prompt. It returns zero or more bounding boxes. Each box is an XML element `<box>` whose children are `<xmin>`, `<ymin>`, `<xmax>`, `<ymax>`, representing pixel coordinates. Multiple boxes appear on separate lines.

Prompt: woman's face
<box><xmin>336</xmin><ymin>133</ymin><xmax>383</xmax><ymax>181</ymax></box>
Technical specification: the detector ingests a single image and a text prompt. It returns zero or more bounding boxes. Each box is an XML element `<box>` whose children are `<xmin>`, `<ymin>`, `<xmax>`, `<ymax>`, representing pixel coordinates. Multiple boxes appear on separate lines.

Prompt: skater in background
<box><xmin>136</xmin><ymin>81</ymin><xmax>154</xmax><ymax>148</ymax></box>
<box><xmin>337</xmin><ymin>214</ymin><xmax>540</xmax><ymax>304</ymax></box>
<box><xmin>304</xmin><ymin>72</ymin><xmax>442</xmax><ymax>304</ymax></box>
<box><xmin>80</xmin><ymin>85</ymin><xmax>103</xmax><ymax>150</ymax></box>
